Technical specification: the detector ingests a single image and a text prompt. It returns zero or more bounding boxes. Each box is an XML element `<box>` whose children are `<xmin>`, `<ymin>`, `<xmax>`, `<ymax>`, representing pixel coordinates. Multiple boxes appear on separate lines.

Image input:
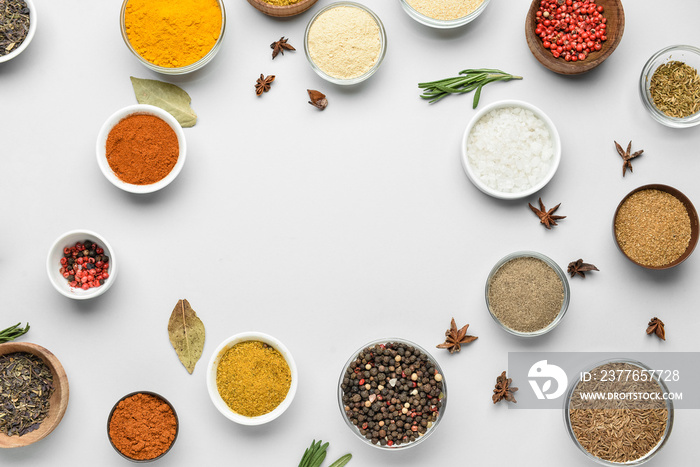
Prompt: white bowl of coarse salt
<box><xmin>461</xmin><ymin>100</ymin><xmax>561</xmax><ymax>200</ymax></box>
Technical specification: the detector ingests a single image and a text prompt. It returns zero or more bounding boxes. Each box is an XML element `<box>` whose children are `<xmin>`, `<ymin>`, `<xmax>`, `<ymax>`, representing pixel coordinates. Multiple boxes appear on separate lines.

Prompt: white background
<box><xmin>1</xmin><ymin>0</ymin><xmax>699</xmax><ymax>465</ymax></box>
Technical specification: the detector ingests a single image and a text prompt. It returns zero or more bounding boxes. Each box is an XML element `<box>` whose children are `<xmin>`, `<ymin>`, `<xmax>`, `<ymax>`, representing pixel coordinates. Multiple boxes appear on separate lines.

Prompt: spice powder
<box><xmin>407</xmin><ymin>0</ymin><xmax>484</xmax><ymax>21</ymax></box>
<box><xmin>487</xmin><ymin>256</ymin><xmax>564</xmax><ymax>333</ymax></box>
<box><xmin>615</xmin><ymin>189</ymin><xmax>691</xmax><ymax>267</ymax></box>
<box><xmin>216</xmin><ymin>341</ymin><xmax>291</xmax><ymax>417</ymax></box>
<box><xmin>307</xmin><ymin>6</ymin><xmax>382</xmax><ymax>80</ymax></box>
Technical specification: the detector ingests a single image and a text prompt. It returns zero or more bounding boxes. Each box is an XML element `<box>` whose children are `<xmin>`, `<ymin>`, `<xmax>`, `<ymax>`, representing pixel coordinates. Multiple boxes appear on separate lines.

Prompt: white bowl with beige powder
<box><xmin>304</xmin><ymin>2</ymin><xmax>386</xmax><ymax>85</ymax></box>
<box><xmin>399</xmin><ymin>0</ymin><xmax>490</xmax><ymax>29</ymax></box>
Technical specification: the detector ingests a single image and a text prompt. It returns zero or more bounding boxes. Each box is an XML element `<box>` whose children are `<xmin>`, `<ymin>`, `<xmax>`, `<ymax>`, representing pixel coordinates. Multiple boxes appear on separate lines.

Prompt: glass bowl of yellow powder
<box><xmin>399</xmin><ymin>0</ymin><xmax>490</xmax><ymax>29</ymax></box>
<box><xmin>206</xmin><ymin>332</ymin><xmax>298</xmax><ymax>426</ymax></box>
<box><xmin>304</xmin><ymin>2</ymin><xmax>387</xmax><ymax>85</ymax></box>
<box><xmin>120</xmin><ymin>0</ymin><xmax>226</xmax><ymax>75</ymax></box>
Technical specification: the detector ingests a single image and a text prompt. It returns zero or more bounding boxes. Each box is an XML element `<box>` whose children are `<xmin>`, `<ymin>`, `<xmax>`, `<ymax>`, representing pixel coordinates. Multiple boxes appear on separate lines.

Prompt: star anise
<box><xmin>528</xmin><ymin>198</ymin><xmax>566</xmax><ymax>229</ymax></box>
<box><xmin>492</xmin><ymin>371</ymin><xmax>518</xmax><ymax>404</ymax></box>
<box><xmin>436</xmin><ymin>318</ymin><xmax>477</xmax><ymax>354</ymax></box>
<box><xmin>646</xmin><ymin>317</ymin><xmax>666</xmax><ymax>341</ymax></box>
<box><xmin>567</xmin><ymin>259</ymin><xmax>599</xmax><ymax>278</ymax></box>
<box><xmin>307</xmin><ymin>89</ymin><xmax>328</xmax><ymax>110</ymax></box>
<box><xmin>614</xmin><ymin>140</ymin><xmax>644</xmax><ymax>177</ymax></box>
<box><xmin>255</xmin><ymin>74</ymin><xmax>275</xmax><ymax>96</ymax></box>
<box><xmin>271</xmin><ymin>37</ymin><xmax>295</xmax><ymax>59</ymax></box>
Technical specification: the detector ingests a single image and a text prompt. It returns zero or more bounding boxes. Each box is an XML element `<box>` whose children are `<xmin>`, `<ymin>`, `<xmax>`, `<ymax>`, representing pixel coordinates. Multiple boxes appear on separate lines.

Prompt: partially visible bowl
<box><xmin>0</xmin><ymin>342</ymin><xmax>69</xmax><ymax>448</ymax></box>
<box><xmin>0</xmin><ymin>0</ymin><xmax>36</xmax><ymax>64</ymax></box>
<box><xmin>304</xmin><ymin>2</ymin><xmax>387</xmax><ymax>85</ymax></box>
<box><xmin>525</xmin><ymin>0</ymin><xmax>624</xmax><ymax>75</ymax></box>
<box><xmin>338</xmin><ymin>338</ymin><xmax>447</xmax><ymax>449</ymax></box>
<box><xmin>119</xmin><ymin>0</ymin><xmax>226</xmax><ymax>74</ymax></box>
<box><xmin>46</xmin><ymin>230</ymin><xmax>117</xmax><ymax>300</ymax></box>
<box><xmin>247</xmin><ymin>0</ymin><xmax>318</xmax><ymax>17</ymax></box>
<box><xmin>96</xmin><ymin>104</ymin><xmax>187</xmax><ymax>194</ymax></box>
<box><xmin>399</xmin><ymin>0</ymin><xmax>490</xmax><ymax>29</ymax></box>
<box><xmin>206</xmin><ymin>332</ymin><xmax>297</xmax><ymax>426</ymax></box>
<box><xmin>639</xmin><ymin>45</ymin><xmax>700</xmax><ymax>128</ymax></box>
<box><xmin>107</xmin><ymin>391</ymin><xmax>178</xmax><ymax>462</ymax></box>
<box><xmin>461</xmin><ymin>100</ymin><xmax>561</xmax><ymax>200</ymax></box>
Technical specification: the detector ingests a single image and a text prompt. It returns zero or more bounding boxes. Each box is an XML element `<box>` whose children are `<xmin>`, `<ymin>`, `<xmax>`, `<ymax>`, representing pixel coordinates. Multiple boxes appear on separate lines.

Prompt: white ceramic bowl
<box><xmin>96</xmin><ymin>104</ymin><xmax>186</xmax><ymax>194</ymax></box>
<box><xmin>46</xmin><ymin>230</ymin><xmax>117</xmax><ymax>300</ymax></box>
<box><xmin>399</xmin><ymin>0</ymin><xmax>490</xmax><ymax>29</ymax></box>
<box><xmin>206</xmin><ymin>332</ymin><xmax>297</xmax><ymax>426</ymax></box>
<box><xmin>461</xmin><ymin>100</ymin><xmax>561</xmax><ymax>200</ymax></box>
<box><xmin>0</xmin><ymin>0</ymin><xmax>36</xmax><ymax>64</ymax></box>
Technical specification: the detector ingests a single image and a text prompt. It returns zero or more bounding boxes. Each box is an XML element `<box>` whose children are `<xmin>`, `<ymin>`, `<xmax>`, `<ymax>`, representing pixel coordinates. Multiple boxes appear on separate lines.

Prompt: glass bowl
<box><xmin>485</xmin><ymin>251</ymin><xmax>570</xmax><ymax>337</ymax></box>
<box><xmin>304</xmin><ymin>2</ymin><xmax>387</xmax><ymax>85</ymax></box>
<box><xmin>119</xmin><ymin>0</ymin><xmax>226</xmax><ymax>75</ymax></box>
<box><xmin>0</xmin><ymin>0</ymin><xmax>37</xmax><ymax>64</ymax></box>
<box><xmin>337</xmin><ymin>338</ymin><xmax>447</xmax><ymax>450</ymax></box>
<box><xmin>564</xmin><ymin>359</ymin><xmax>674</xmax><ymax>465</ymax></box>
<box><xmin>399</xmin><ymin>0</ymin><xmax>490</xmax><ymax>29</ymax></box>
<box><xmin>639</xmin><ymin>45</ymin><xmax>700</xmax><ymax>128</ymax></box>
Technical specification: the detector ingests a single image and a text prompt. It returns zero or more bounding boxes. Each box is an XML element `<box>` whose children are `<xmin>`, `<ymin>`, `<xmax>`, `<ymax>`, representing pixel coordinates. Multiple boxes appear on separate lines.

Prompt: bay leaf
<box><xmin>130</xmin><ymin>76</ymin><xmax>197</xmax><ymax>127</ymax></box>
<box><xmin>168</xmin><ymin>299</ymin><xmax>205</xmax><ymax>374</ymax></box>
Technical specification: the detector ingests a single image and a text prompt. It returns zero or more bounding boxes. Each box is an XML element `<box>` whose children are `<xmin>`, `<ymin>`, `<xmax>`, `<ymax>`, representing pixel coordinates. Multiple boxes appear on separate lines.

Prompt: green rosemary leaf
<box><xmin>328</xmin><ymin>454</ymin><xmax>352</xmax><ymax>467</ymax></box>
<box><xmin>0</xmin><ymin>322</ymin><xmax>30</xmax><ymax>343</ymax></box>
<box><xmin>418</xmin><ymin>68</ymin><xmax>522</xmax><ymax>106</ymax></box>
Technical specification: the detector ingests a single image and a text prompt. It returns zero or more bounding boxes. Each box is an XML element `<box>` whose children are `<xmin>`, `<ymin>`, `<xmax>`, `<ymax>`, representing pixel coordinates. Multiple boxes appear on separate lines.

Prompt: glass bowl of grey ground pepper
<box><xmin>485</xmin><ymin>251</ymin><xmax>570</xmax><ymax>337</ymax></box>
<box><xmin>338</xmin><ymin>338</ymin><xmax>446</xmax><ymax>449</ymax></box>
<box><xmin>564</xmin><ymin>359</ymin><xmax>674</xmax><ymax>465</ymax></box>
<box><xmin>399</xmin><ymin>0</ymin><xmax>490</xmax><ymax>29</ymax></box>
<box><xmin>639</xmin><ymin>45</ymin><xmax>700</xmax><ymax>128</ymax></box>
<box><xmin>613</xmin><ymin>184</ymin><xmax>699</xmax><ymax>270</ymax></box>
<box><xmin>304</xmin><ymin>2</ymin><xmax>387</xmax><ymax>85</ymax></box>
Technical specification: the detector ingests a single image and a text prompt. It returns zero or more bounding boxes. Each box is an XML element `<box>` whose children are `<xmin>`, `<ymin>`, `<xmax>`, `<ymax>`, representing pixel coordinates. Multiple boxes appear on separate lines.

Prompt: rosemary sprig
<box><xmin>418</xmin><ymin>68</ymin><xmax>523</xmax><ymax>107</ymax></box>
<box><xmin>0</xmin><ymin>322</ymin><xmax>30</xmax><ymax>343</ymax></box>
<box><xmin>298</xmin><ymin>440</ymin><xmax>351</xmax><ymax>467</ymax></box>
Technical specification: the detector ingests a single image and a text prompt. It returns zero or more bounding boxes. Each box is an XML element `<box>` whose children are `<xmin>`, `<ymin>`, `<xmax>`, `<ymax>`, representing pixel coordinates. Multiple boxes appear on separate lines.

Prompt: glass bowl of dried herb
<box><xmin>119</xmin><ymin>0</ymin><xmax>226</xmax><ymax>75</ymax></box>
<box><xmin>206</xmin><ymin>332</ymin><xmax>298</xmax><ymax>426</ymax></box>
<box><xmin>0</xmin><ymin>342</ymin><xmax>69</xmax><ymax>448</ymax></box>
<box><xmin>398</xmin><ymin>0</ymin><xmax>490</xmax><ymax>29</ymax></box>
<box><xmin>304</xmin><ymin>2</ymin><xmax>387</xmax><ymax>85</ymax></box>
<box><xmin>564</xmin><ymin>359</ymin><xmax>674</xmax><ymax>465</ymax></box>
<box><xmin>639</xmin><ymin>45</ymin><xmax>700</xmax><ymax>128</ymax></box>
<box><xmin>485</xmin><ymin>251</ymin><xmax>570</xmax><ymax>337</ymax></box>
<box><xmin>0</xmin><ymin>0</ymin><xmax>36</xmax><ymax>64</ymax></box>
<box><xmin>337</xmin><ymin>338</ymin><xmax>447</xmax><ymax>449</ymax></box>
<box><xmin>46</xmin><ymin>230</ymin><xmax>118</xmax><ymax>300</ymax></box>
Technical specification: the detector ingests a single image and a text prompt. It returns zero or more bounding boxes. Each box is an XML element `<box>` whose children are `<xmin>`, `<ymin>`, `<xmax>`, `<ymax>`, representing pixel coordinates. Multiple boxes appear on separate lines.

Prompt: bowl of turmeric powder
<box><xmin>120</xmin><ymin>0</ymin><xmax>226</xmax><ymax>74</ymax></box>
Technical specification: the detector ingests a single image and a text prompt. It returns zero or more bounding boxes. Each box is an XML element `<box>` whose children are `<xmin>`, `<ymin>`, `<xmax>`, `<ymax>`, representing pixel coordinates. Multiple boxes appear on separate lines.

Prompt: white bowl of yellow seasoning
<box><xmin>304</xmin><ymin>2</ymin><xmax>387</xmax><ymax>85</ymax></box>
<box><xmin>399</xmin><ymin>0</ymin><xmax>490</xmax><ymax>29</ymax></box>
<box><xmin>206</xmin><ymin>332</ymin><xmax>298</xmax><ymax>426</ymax></box>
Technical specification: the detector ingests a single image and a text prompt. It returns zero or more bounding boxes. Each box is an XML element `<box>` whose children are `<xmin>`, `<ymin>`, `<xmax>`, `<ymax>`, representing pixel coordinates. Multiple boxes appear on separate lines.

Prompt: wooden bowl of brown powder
<box><xmin>486</xmin><ymin>251</ymin><xmax>570</xmax><ymax>337</ymax></box>
<box><xmin>247</xmin><ymin>0</ymin><xmax>318</xmax><ymax>17</ymax></box>
<box><xmin>614</xmin><ymin>184</ymin><xmax>699</xmax><ymax>269</ymax></box>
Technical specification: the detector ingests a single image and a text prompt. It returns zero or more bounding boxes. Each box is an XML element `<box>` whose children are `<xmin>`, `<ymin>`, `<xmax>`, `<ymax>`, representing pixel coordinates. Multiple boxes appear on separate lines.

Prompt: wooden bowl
<box><xmin>525</xmin><ymin>0</ymin><xmax>625</xmax><ymax>75</ymax></box>
<box><xmin>247</xmin><ymin>0</ymin><xmax>318</xmax><ymax>17</ymax></box>
<box><xmin>0</xmin><ymin>342</ymin><xmax>69</xmax><ymax>448</ymax></box>
<box><xmin>613</xmin><ymin>184</ymin><xmax>699</xmax><ymax>270</ymax></box>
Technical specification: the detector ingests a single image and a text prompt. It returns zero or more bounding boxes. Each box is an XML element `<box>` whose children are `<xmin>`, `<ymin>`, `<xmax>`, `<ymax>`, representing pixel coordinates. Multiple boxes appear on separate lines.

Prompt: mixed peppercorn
<box><xmin>535</xmin><ymin>0</ymin><xmax>607</xmax><ymax>62</ymax></box>
<box><xmin>59</xmin><ymin>240</ymin><xmax>110</xmax><ymax>290</ymax></box>
<box><xmin>340</xmin><ymin>342</ymin><xmax>444</xmax><ymax>447</ymax></box>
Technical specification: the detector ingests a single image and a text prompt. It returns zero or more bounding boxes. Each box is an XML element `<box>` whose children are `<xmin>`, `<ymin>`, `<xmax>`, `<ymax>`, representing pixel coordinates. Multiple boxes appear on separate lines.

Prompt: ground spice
<box><xmin>216</xmin><ymin>341</ymin><xmax>291</xmax><ymax>417</ymax></box>
<box><xmin>124</xmin><ymin>0</ymin><xmax>222</xmax><ymax>68</ymax></box>
<box><xmin>487</xmin><ymin>256</ymin><xmax>564</xmax><ymax>333</ymax></box>
<box><xmin>569</xmin><ymin>362</ymin><xmax>668</xmax><ymax>463</ymax></box>
<box><xmin>649</xmin><ymin>60</ymin><xmax>700</xmax><ymax>118</ymax></box>
<box><xmin>615</xmin><ymin>189</ymin><xmax>691</xmax><ymax>267</ymax></box>
<box><xmin>108</xmin><ymin>393</ymin><xmax>177</xmax><ymax>460</ymax></box>
<box><xmin>307</xmin><ymin>5</ymin><xmax>382</xmax><ymax>80</ymax></box>
<box><xmin>263</xmin><ymin>0</ymin><xmax>302</xmax><ymax>5</ymax></box>
<box><xmin>407</xmin><ymin>0</ymin><xmax>484</xmax><ymax>21</ymax></box>
<box><xmin>106</xmin><ymin>114</ymin><xmax>179</xmax><ymax>185</ymax></box>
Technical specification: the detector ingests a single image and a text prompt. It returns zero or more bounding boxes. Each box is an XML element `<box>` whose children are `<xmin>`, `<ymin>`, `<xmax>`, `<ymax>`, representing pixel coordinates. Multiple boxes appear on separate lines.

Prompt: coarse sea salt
<box><xmin>467</xmin><ymin>106</ymin><xmax>554</xmax><ymax>193</ymax></box>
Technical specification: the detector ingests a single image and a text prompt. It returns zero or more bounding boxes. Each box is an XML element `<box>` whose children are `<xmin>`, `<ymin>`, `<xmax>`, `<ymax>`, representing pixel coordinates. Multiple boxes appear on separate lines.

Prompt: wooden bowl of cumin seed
<box><xmin>0</xmin><ymin>342</ymin><xmax>69</xmax><ymax>448</ymax></box>
<box><xmin>247</xmin><ymin>0</ymin><xmax>318</xmax><ymax>17</ymax></box>
<box><xmin>613</xmin><ymin>184</ymin><xmax>699</xmax><ymax>270</ymax></box>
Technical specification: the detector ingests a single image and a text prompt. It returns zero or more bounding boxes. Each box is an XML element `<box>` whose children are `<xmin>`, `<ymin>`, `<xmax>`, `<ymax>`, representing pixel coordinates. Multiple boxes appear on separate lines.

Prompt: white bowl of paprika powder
<box><xmin>96</xmin><ymin>104</ymin><xmax>186</xmax><ymax>194</ymax></box>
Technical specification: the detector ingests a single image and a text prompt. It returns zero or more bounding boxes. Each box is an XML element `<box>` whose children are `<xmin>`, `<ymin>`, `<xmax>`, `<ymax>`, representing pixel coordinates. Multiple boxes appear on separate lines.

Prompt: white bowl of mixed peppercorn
<box><xmin>46</xmin><ymin>230</ymin><xmax>117</xmax><ymax>300</ymax></box>
<box><xmin>0</xmin><ymin>0</ymin><xmax>36</xmax><ymax>64</ymax></box>
<box><xmin>337</xmin><ymin>338</ymin><xmax>447</xmax><ymax>449</ymax></box>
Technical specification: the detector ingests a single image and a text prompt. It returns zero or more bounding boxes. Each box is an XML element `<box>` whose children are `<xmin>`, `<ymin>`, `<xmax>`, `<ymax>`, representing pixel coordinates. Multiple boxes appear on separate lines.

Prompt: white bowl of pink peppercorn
<box><xmin>46</xmin><ymin>230</ymin><xmax>117</xmax><ymax>300</ymax></box>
